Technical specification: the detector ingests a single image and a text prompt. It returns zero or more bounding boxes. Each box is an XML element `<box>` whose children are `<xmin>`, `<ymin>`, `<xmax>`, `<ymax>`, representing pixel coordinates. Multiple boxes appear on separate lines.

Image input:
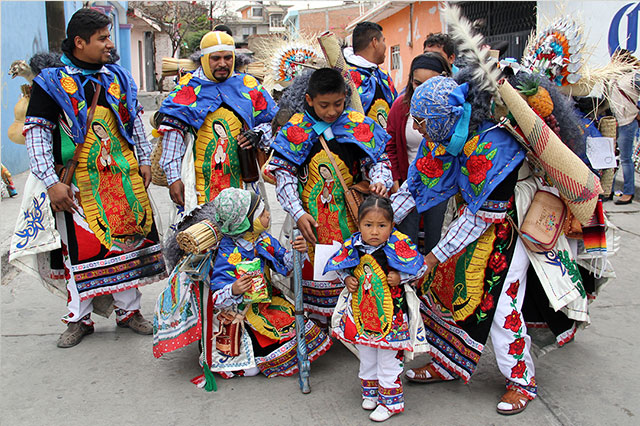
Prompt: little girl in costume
<box><xmin>198</xmin><ymin>187</ymin><xmax>332</xmax><ymax>381</ymax></box>
<box><xmin>325</xmin><ymin>196</ymin><xmax>428</xmax><ymax>422</ymax></box>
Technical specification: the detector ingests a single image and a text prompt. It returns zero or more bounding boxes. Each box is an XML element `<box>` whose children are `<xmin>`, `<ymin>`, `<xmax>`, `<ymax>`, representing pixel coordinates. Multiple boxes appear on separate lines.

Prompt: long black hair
<box><xmin>404</xmin><ymin>52</ymin><xmax>452</xmax><ymax>106</ymax></box>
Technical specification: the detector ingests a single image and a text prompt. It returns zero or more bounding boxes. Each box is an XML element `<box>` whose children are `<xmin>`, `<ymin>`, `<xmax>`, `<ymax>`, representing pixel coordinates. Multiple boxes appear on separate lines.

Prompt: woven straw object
<box><xmin>150</xmin><ymin>138</ymin><xmax>168</xmax><ymax>187</ymax></box>
<box><xmin>598</xmin><ymin>116</ymin><xmax>618</xmax><ymax>197</ymax></box>
<box><xmin>177</xmin><ymin>220</ymin><xmax>222</xmax><ymax>253</ymax></box>
<box><xmin>161</xmin><ymin>57</ymin><xmax>198</xmax><ymax>77</ymax></box>
<box><xmin>317</xmin><ymin>32</ymin><xmax>364</xmax><ymax>114</ymax></box>
<box><xmin>499</xmin><ymin>80</ymin><xmax>601</xmax><ymax>225</ymax></box>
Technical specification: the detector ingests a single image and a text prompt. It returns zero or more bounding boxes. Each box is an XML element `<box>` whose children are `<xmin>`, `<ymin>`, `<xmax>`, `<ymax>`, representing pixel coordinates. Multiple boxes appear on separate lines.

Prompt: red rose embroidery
<box><xmin>70</xmin><ymin>97</ymin><xmax>79</xmax><ymax>116</ymax></box>
<box><xmin>350</xmin><ymin>70</ymin><xmax>362</xmax><ymax>88</ymax></box>
<box><xmin>510</xmin><ymin>360</ymin><xmax>527</xmax><ymax>379</ymax></box>
<box><xmin>265</xmin><ymin>245</ymin><xmax>275</xmax><ymax>256</ymax></box>
<box><xmin>389</xmin><ymin>286</ymin><xmax>402</xmax><ymax>298</ymax></box>
<box><xmin>416</xmin><ymin>152</ymin><xmax>444</xmax><ymax>178</ymax></box>
<box><xmin>118</xmin><ymin>102</ymin><xmax>130</xmax><ymax>123</ymax></box>
<box><xmin>495</xmin><ymin>223</ymin><xmax>511</xmax><ymax>240</ymax></box>
<box><xmin>394</xmin><ymin>240</ymin><xmax>417</xmax><ymax>259</ymax></box>
<box><xmin>466</xmin><ymin>155</ymin><xmax>492</xmax><ymax>185</ymax></box>
<box><xmin>503</xmin><ymin>310</ymin><xmax>522</xmax><ymax>332</ymax></box>
<box><xmin>250</xmin><ymin>89</ymin><xmax>268</xmax><ymax>111</ymax></box>
<box><xmin>173</xmin><ymin>85</ymin><xmax>196</xmax><ymax>105</ymax></box>
<box><xmin>353</xmin><ymin>122</ymin><xmax>373</xmax><ymax>142</ymax></box>
<box><xmin>391</xmin><ymin>308</ymin><xmax>403</xmax><ymax>326</ymax></box>
<box><xmin>506</xmin><ymin>280</ymin><xmax>520</xmax><ymax>300</ymax></box>
<box><xmin>488</xmin><ymin>252</ymin><xmax>508</xmax><ymax>273</ymax></box>
<box><xmin>508</xmin><ymin>337</ymin><xmax>526</xmax><ymax>355</ymax></box>
<box><xmin>479</xmin><ymin>293</ymin><xmax>494</xmax><ymax>312</ymax></box>
<box><xmin>388</xmin><ymin>77</ymin><xmax>395</xmax><ymax>94</ymax></box>
<box><xmin>287</xmin><ymin>125</ymin><xmax>308</xmax><ymax>145</ymax></box>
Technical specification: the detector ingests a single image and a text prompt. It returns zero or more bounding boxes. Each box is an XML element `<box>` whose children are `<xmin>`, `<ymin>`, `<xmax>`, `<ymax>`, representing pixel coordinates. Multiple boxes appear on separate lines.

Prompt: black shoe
<box><xmin>614</xmin><ymin>194</ymin><xmax>634</xmax><ymax>205</ymax></box>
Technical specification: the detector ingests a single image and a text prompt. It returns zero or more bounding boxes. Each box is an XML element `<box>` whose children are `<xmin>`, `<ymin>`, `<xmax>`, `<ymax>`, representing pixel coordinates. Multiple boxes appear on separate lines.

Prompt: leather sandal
<box><xmin>117</xmin><ymin>311</ymin><xmax>153</xmax><ymax>335</ymax></box>
<box><xmin>57</xmin><ymin>322</ymin><xmax>94</xmax><ymax>348</ymax></box>
<box><xmin>405</xmin><ymin>362</ymin><xmax>452</xmax><ymax>384</ymax></box>
<box><xmin>496</xmin><ymin>388</ymin><xmax>530</xmax><ymax>415</ymax></box>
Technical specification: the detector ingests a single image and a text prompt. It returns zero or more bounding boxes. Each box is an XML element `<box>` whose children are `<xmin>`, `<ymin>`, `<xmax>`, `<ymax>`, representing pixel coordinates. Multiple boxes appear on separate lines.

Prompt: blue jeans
<box><xmin>617</xmin><ymin>120</ymin><xmax>638</xmax><ymax>196</ymax></box>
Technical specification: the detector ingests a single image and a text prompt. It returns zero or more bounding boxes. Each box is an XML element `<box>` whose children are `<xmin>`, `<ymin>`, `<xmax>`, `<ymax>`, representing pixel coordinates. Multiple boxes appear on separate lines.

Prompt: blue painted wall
<box><xmin>1</xmin><ymin>1</ymin><xmax>49</xmax><ymax>174</ymax></box>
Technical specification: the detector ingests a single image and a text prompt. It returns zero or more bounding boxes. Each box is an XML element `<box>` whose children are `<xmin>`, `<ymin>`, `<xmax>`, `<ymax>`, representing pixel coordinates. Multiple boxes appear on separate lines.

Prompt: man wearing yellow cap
<box><xmin>158</xmin><ymin>31</ymin><xmax>278</xmax><ymax>212</ymax></box>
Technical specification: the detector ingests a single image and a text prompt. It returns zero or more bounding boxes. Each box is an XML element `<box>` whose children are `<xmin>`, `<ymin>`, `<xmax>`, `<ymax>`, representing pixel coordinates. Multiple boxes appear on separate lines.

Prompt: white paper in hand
<box><xmin>313</xmin><ymin>241</ymin><xmax>343</xmax><ymax>281</ymax></box>
<box><xmin>586</xmin><ymin>137</ymin><xmax>616</xmax><ymax>169</ymax></box>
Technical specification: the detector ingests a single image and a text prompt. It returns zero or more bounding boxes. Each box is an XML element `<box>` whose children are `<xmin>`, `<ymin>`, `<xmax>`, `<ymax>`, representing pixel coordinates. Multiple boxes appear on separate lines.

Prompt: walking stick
<box><xmin>292</xmin><ymin>226</ymin><xmax>311</xmax><ymax>394</ymax></box>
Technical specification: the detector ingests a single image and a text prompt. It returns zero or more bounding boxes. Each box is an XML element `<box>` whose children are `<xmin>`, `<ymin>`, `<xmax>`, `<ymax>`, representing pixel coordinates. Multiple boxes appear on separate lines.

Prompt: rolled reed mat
<box><xmin>177</xmin><ymin>220</ymin><xmax>222</xmax><ymax>253</ymax></box>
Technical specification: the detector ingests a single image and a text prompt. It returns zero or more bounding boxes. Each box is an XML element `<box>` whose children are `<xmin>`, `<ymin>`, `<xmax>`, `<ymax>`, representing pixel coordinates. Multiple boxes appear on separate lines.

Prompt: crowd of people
<box><xmin>9</xmin><ymin>7</ymin><xmax>633</xmax><ymax>423</ymax></box>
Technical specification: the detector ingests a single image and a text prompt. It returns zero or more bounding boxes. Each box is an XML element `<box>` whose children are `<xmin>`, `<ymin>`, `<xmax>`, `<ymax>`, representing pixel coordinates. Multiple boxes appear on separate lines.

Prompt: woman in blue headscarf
<box><xmin>390</xmin><ymin>74</ymin><xmax>539</xmax><ymax>415</ymax></box>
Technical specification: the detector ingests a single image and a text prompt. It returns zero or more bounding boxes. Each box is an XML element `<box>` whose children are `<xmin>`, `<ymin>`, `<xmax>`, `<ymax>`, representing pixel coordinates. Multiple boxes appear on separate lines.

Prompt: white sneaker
<box><xmin>362</xmin><ymin>399</ymin><xmax>377</xmax><ymax>410</ymax></box>
<box><xmin>243</xmin><ymin>367</ymin><xmax>260</xmax><ymax>377</ymax></box>
<box><xmin>369</xmin><ymin>405</ymin><xmax>395</xmax><ymax>422</ymax></box>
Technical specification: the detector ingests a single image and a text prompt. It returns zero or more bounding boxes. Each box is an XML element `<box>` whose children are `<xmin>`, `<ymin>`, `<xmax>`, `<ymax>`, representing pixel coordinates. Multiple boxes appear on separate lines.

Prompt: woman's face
<box><xmin>93</xmin><ymin>123</ymin><xmax>108</xmax><ymax>139</ymax></box>
<box><xmin>319</xmin><ymin>165</ymin><xmax>333</xmax><ymax>180</ymax></box>
<box><xmin>412</xmin><ymin>68</ymin><xmax>441</xmax><ymax>91</ymax></box>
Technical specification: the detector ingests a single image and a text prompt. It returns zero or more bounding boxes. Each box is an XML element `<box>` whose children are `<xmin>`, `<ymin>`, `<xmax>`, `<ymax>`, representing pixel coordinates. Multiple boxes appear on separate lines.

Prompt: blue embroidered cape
<box><xmin>158</xmin><ymin>71</ymin><xmax>277</xmax><ymax>130</ymax></box>
<box><xmin>349</xmin><ymin>66</ymin><xmax>397</xmax><ymax>113</ymax></box>
<box><xmin>407</xmin><ymin>121</ymin><xmax>525</xmax><ymax>214</ymax></box>
<box><xmin>324</xmin><ymin>230</ymin><xmax>424</xmax><ymax>275</ymax></box>
<box><xmin>209</xmin><ymin>233</ymin><xmax>289</xmax><ymax>292</ymax></box>
<box><xmin>33</xmin><ymin>64</ymin><xmax>139</xmax><ymax>146</ymax></box>
<box><xmin>270</xmin><ymin>109</ymin><xmax>389</xmax><ymax>167</ymax></box>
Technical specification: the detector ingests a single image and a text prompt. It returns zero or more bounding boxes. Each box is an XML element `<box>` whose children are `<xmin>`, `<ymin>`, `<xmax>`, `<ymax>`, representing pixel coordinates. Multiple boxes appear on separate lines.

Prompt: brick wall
<box><xmin>298</xmin><ymin>4</ymin><xmax>367</xmax><ymax>39</ymax></box>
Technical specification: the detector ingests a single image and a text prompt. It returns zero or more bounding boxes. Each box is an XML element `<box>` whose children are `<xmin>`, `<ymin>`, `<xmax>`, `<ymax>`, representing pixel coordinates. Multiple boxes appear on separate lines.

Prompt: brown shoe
<box><xmin>496</xmin><ymin>388</ymin><xmax>531</xmax><ymax>415</ymax></box>
<box><xmin>57</xmin><ymin>322</ymin><xmax>94</xmax><ymax>348</ymax></box>
<box><xmin>117</xmin><ymin>311</ymin><xmax>153</xmax><ymax>335</ymax></box>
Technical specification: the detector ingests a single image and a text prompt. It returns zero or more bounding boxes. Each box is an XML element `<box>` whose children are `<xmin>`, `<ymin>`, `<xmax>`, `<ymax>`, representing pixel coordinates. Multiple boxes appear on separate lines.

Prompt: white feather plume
<box><xmin>442</xmin><ymin>3</ymin><xmax>502</xmax><ymax>96</ymax></box>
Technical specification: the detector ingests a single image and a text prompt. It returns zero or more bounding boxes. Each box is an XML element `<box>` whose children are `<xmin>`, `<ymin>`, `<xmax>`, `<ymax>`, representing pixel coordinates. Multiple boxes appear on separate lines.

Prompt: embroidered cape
<box><xmin>270</xmin><ymin>109</ymin><xmax>389</xmax><ymax>167</ymax></box>
<box><xmin>209</xmin><ymin>233</ymin><xmax>289</xmax><ymax>292</ymax></box>
<box><xmin>407</xmin><ymin>121</ymin><xmax>525</xmax><ymax>214</ymax></box>
<box><xmin>324</xmin><ymin>230</ymin><xmax>425</xmax><ymax>276</ymax></box>
<box><xmin>33</xmin><ymin>64</ymin><xmax>139</xmax><ymax>146</ymax></box>
<box><xmin>158</xmin><ymin>72</ymin><xmax>277</xmax><ymax>130</ymax></box>
<box><xmin>348</xmin><ymin>66</ymin><xmax>397</xmax><ymax>114</ymax></box>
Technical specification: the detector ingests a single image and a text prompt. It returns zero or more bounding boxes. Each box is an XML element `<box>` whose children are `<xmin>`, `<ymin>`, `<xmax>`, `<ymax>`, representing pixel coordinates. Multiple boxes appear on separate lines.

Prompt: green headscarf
<box><xmin>213</xmin><ymin>188</ymin><xmax>260</xmax><ymax>236</ymax></box>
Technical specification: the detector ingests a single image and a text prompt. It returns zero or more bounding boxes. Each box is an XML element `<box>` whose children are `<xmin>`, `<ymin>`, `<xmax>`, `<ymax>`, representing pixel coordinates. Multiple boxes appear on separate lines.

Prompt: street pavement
<box><xmin>1</xmin><ymin>167</ymin><xmax>639</xmax><ymax>426</ymax></box>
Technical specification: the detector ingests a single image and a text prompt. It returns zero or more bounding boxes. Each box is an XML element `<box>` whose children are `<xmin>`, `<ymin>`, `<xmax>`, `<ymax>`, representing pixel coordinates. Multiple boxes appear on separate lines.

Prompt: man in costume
<box><xmin>19</xmin><ymin>8</ymin><xmax>165</xmax><ymax>348</ymax></box>
<box><xmin>391</xmin><ymin>76</ymin><xmax>538</xmax><ymax>414</ymax></box>
<box><xmin>343</xmin><ymin>22</ymin><xmax>397</xmax><ymax>129</ymax></box>
<box><xmin>158</xmin><ymin>30</ymin><xmax>278</xmax><ymax>211</ymax></box>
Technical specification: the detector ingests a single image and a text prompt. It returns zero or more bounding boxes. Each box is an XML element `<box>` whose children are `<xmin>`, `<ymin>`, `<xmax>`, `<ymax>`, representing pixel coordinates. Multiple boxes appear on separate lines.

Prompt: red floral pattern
<box><xmin>249</xmin><ymin>89</ymin><xmax>268</xmax><ymax>111</ymax></box>
<box><xmin>506</xmin><ymin>280</ymin><xmax>520</xmax><ymax>300</ymax></box>
<box><xmin>394</xmin><ymin>240</ymin><xmax>417</xmax><ymax>259</ymax></box>
<box><xmin>466</xmin><ymin>155</ymin><xmax>493</xmax><ymax>185</ymax></box>
<box><xmin>118</xmin><ymin>102</ymin><xmax>130</xmax><ymax>123</ymax></box>
<box><xmin>353</xmin><ymin>122</ymin><xmax>373</xmax><ymax>142</ymax></box>
<box><xmin>479</xmin><ymin>293</ymin><xmax>494</xmax><ymax>312</ymax></box>
<box><xmin>503</xmin><ymin>309</ymin><xmax>522</xmax><ymax>332</ymax></box>
<box><xmin>173</xmin><ymin>85</ymin><xmax>196</xmax><ymax>105</ymax></box>
<box><xmin>508</xmin><ymin>337</ymin><xmax>526</xmax><ymax>355</ymax></box>
<box><xmin>287</xmin><ymin>125</ymin><xmax>308</xmax><ymax>145</ymax></box>
<box><xmin>416</xmin><ymin>152</ymin><xmax>444</xmax><ymax>178</ymax></box>
<box><xmin>70</xmin><ymin>97</ymin><xmax>79</xmax><ymax>116</ymax></box>
<box><xmin>350</xmin><ymin>70</ymin><xmax>362</xmax><ymax>88</ymax></box>
<box><xmin>510</xmin><ymin>360</ymin><xmax>527</xmax><ymax>379</ymax></box>
<box><xmin>488</xmin><ymin>252</ymin><xmax>508</xmax><ymax>273</ymax></box>
<box><xmin>495</xmin><ymin>223</ymin><xmax>511</xmax><ymax>240</ymax></box>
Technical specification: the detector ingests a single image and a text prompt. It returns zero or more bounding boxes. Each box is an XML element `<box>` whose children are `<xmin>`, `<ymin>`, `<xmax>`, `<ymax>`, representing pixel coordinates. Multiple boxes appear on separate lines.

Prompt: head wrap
<box><xmin>410</xmin><ymin>75</ymin><xmax>469</xmax><ymax>146</ymax></box>
<box><xmin>200</xmin><ymin>31</ymin><xmax>235</xmax><ymax>82</ymax></box>
<box><xmin>213</xmin><ymin>188</ymin><xmax>260</xmax><ymax>236</ymax></box>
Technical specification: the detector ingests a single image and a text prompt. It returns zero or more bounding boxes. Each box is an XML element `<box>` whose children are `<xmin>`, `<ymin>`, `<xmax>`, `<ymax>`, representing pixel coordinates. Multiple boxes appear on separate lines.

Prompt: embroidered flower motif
<box><xmin>243</xmin><ymin>75</ymin><xmax>258</xmax><ymax>88</ymax></box>
<box><xmin>286</xmin><ymin>125</ymin><xmax>308</xmax><ymax>145</ymax></box>
<box><xmin>227</xmin><ymin>250</ymin><xmax>242</xmax><ymax>266</ymax></box>
<box><xmin>119</xmin><ymin>102</ymin><xmax>130</xmax><ymax>123</ymax></box>
<box><xmin>173</xmin><ymin>85</ymin><xmax>197</xmax><ymax>105</ymax></box>
<box><xmin>388</xmin><ymin>77</ymin><xmax>395</xmax><ymax>94</ymax></box>
<box><xmin>61</xmin><ymin>76</ymin><xmax>78</xmax><ymax>94</ymax></box>
<box><xmin>108</xmin><ymin>82</ymin><xmax>120</xmax><ymax>99</ymax></box>
<box><xmin>348</xmin><ymin>110</ymin><xmax>365</xmax><ymax>124</ymax></box>
<box><xmin>353</xmin><ymin>122</ymin><xmax>373</xmax><ymax>142</ymax></box>
<box><xmin>70</xmin><ymin>97</ymin><xmax>80</xmax><ymax>116</ymax></box>
<box><xmin>416</xmin><ymin>152</ymin><xmax>444</xmax><ymax>179</ymax></box>
<box><xmin>178</xmin><ymin>73</ymin><xmax>193</xmax><ymax>85</ymax></box>
<box><xmin>466</xmin><ymin>155</ymin><xmax>493</xmax><ymax>185</ymax></box>
<box><xmin>488</xmin><ymin>252</ymin><xmax>508</xmax><ymax>273</ymax></box>
<box><xmin>393</xmin><ymin>239</ymin><xmax>417</xmax><ymax>260</ymax></box>
<box><xmin>503</xmin><ymin>309</ymin><xmax>522</xmax><ymax>332</ymax></box>
<box><xmin>508</xmin><ymin>337</ymin><xmax>526</xmax><ymax>355</ymax></box>
<box><xmin>333</xmin><ymin>246</ymin><xmax>350</xmax><ymax>263</ymax></box>
<box><xmin>506</xmin><ymin>280</ymin><xmax>520</xmax><ymax>300</ymax></box>
<box><xmin>510</xmin><ymin>360</ymin><xmax>527</xmax><ymax>379</ymax></box>
<box><xmin>479</xmin><ymin>293</ymin><xmax>494</xmax><ymax>312</ymax></box>
<box><xmin>495</xmin><ymin>222</ymin><xmax>511</xmax><ymax>240</ymax></box>
<box><xmin>249</xmin><ymin>89</ymin><xmax>268</xmax><ymax>111</ymax></box>
<box><xmin>350</xmin><ymin>70</ymin><xmax>362</xmax><ymax>88</ymax></box>
<box><xmin>289</xmin><ymin>113</ymin><xmax>304</xmax><ymax>125</ymax></box>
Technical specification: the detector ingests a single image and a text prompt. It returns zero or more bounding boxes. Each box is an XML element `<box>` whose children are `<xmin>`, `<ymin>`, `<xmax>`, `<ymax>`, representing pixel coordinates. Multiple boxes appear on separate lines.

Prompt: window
<box><xmin>391</xmin><ymin>45</ymin><xmax>401</xmax><ymax>70</ymax></box>
<box><xmin>252</xmin><ymin>7</ymin><xmax>262</xmax><ymax>17</ymax></box>
<box><xmin>270</xmin><ymin>14</ymin><xmax>283</xmax><ymax>28</ymax></box>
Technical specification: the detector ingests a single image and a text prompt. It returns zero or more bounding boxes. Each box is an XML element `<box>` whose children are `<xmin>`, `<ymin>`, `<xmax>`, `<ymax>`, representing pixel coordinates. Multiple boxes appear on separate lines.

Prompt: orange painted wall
<box><xmin>378</xmin><ymin>2</ymin><xmax>443</xmax><ymax>90</ymax></box>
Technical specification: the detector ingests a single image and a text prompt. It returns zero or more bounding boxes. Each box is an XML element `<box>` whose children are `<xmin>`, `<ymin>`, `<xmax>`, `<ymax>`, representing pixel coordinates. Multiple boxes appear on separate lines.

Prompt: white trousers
<box><xmin>357</xmin><ymin>344</ymin><xmax>405</xmax><ymax>412</ymax></box>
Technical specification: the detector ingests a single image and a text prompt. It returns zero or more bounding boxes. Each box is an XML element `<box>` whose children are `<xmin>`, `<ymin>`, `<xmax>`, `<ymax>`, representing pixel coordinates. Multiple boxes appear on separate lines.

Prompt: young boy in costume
<box><xmin>325</xmin><ymin>196</ymin><xmax>428</xmax><ymax>422</ymax></box>
<box><xmin>265</xmin><ymin>68</ymin><xmax>393</xmax><ymax>325</ymax></box>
